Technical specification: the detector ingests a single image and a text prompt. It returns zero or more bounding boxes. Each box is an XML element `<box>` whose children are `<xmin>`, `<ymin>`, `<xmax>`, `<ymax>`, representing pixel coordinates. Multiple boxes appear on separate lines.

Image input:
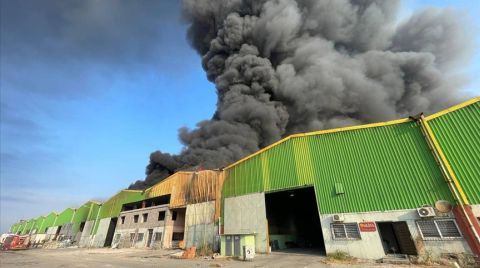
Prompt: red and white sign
<box><xmin>359</xmin><ymin>222</ymin><xmax>376</xmax><ymax>232</ymax></box>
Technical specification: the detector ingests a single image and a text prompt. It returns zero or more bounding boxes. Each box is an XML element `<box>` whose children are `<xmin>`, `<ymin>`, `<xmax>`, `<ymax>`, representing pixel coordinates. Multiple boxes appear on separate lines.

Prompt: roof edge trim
<box><xmin>425</xmin><ymin>97</ymin><xmax>479</xmax><ymax>121</ymax></box>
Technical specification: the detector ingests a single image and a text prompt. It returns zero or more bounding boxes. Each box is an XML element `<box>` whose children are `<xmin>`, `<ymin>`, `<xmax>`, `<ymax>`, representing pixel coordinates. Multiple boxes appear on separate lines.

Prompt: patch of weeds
<box><xmin>326</xmin><ymin>250</ymin><xmax>355</xmax><ymax>262</ymax></box>
<box><xmin>196</xmin><ymin>243</ymin><xmax>213</xmax><ymax>257</ymax></box>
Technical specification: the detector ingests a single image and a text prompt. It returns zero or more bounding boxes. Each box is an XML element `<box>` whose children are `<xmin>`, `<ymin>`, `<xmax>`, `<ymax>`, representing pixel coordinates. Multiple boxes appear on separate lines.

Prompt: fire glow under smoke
<box><xmin>129</xmin><ymin>0</ymin><xmax>472</xmax><ymax>189</ymax></box>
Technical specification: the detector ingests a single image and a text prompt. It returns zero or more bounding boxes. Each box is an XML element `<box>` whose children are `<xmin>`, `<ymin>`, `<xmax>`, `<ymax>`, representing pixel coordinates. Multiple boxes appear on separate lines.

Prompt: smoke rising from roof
<box><xmin>129</xmin><ymin>0</ymin><xmax>472</xmax><ymax>189</ymax></box>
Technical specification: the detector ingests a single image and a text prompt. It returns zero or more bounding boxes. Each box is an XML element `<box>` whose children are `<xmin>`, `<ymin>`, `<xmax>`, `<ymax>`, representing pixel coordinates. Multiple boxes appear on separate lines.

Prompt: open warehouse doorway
<box><xmin>265</xmin><ymin>187</ymin><xmax>325</xmax><ymax>254</ymax></box>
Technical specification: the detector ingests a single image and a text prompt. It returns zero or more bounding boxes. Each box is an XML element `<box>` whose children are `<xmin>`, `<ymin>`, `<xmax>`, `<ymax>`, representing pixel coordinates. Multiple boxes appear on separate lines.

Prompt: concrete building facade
<box><xmin>112</xmin><ymin>204</ymin><xmax>170</xmax><ymax>248</ymax></box>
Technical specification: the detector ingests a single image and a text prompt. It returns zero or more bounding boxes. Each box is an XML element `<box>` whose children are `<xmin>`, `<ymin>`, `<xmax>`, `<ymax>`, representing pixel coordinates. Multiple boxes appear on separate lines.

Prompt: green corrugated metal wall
<box><xmin>87</xmin><ymin>203</ymin><xmax>101</xmax><ymax>221</ymax></box>
<box><xmin>40</xmin><ymin>213</ymin><xmax>57</xmax><ymax>233</ymax></box>
<box><xmin>92</xmin><ymin>190</ymin><xmax>145</xmax><ymax>234</ymax></box>
<box><xmin>16</xmin><ymin>222</ymin><xmax>26</xmax><ymax>234</ymax></box>
<box><xmin>428</xmin><ymin>101</ymin><xmax>480</xmax><ymax>204</ymax></box>
<box><xmin>224</xmin><ymin>121</ymin><xmax>455</xmax><ymax>214</ymax></box>
<box><xmin>32</xmin><ymin>216</ymin><xmax>45</xmax><ymax>233</ymax></box>
<box><xmin>21</xmin><ymin>219</ymin><xmax>35</xmax><ymax>234</ymax></box>
<box><xmin>71</xmin><ymin>201</ymin><xmax>99</xmax><ymax>234</ymax></box>
<box><xmin>55</xmin><ymin>208</ymin><xmax>75</xmax><ymax>227</ymax></box>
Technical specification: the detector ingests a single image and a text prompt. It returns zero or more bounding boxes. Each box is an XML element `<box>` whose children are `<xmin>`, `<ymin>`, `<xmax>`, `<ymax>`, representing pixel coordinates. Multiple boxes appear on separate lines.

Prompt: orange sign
<box><xmin>359</xmin><ymin>222</ymin><xmax>376</xmax><ymax>232</ymax></box>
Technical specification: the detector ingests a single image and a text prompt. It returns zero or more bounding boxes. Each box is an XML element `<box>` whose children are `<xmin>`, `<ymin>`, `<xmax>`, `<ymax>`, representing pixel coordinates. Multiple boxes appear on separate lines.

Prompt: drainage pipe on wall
<box><xmin>417</xmin><ymin>114</ymin><xmax>480</xmax><ymax>247</ymax></box>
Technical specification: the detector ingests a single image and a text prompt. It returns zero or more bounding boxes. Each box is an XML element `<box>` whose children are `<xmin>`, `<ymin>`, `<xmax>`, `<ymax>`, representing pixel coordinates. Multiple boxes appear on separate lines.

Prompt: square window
<box><xmin>158</xmin><ymin>211</ymin><xmax>165</xmax><ymax>221</ymax></box>
<box><xmin>142</xmin><ymin>213</ymin><xmax>148</xmax><ymax>223</ymax></box>
<box><xmin>331</xmin><ymin>223</ymin><xmax>361</xmax><ymax>240</ymax></box>
<box><xmin>417</xmin><ymin>219</ymin><xmax>462</xmax><ymax>240</ymax></box>
<box><xmin>417</xmin><ymin>220</ymin><xmax>440</xmax><ymax>238</ymax></box>
<box><xmin>172</xmin><ymin>211</ymin><xmax>177</xmax><ymax>221</ymax></box>
<box><xmin>154</xmin><ymin>232</ymin><xmax>162</xmax><ymax>242</ymax></box>
<box><xmin>134</xmin><ymin>215</ymin><xmax>139</xmax><ymax>223</ymax></box>
<box><xmin>137</xmin><ymin>233</ymin><xmax>144</xmax><ymax>242</ymax></box>
<box><xmin>436</xmin><ymin>220</ymin><xmax>462</xmax><ymax>238</ymax></box>
<box><xmin>130</xmin><ymin>233</ymin><xmax>136</xmax><ymax>242</ymax></box>
<box><xmin>121</xmin><ymin>216</ymin><xmax>125</xmax><ymax>224</ymax></box>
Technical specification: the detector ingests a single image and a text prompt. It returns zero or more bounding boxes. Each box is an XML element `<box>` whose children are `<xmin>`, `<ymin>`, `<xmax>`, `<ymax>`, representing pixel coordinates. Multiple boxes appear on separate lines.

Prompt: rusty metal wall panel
<box><xmin>147</xmin><ymin>170</ymin><xmax>224</xmax><ymax>211</ymax></box>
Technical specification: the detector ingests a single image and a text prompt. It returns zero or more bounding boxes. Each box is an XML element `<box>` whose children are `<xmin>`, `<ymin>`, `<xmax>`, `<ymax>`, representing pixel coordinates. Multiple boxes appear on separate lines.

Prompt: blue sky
<box><xmin>0</xmin><ymin>0</ymin><xmax>479</xmax><ymax>233</ymax></box>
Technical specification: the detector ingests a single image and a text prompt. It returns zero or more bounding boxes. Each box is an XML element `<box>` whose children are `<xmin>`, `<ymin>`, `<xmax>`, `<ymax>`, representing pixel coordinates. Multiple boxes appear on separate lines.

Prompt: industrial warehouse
<box><xmin>4</xmin><ymin>97</ymin><xmax>480</xmax><ymax>263</ymax></box>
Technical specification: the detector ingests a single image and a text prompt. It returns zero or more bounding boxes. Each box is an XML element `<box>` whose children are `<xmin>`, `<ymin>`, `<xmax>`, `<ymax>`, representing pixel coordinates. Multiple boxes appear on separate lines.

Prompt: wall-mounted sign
<box><xmin>359</xmin><ymin>222</ymin><xmax>376</xmax><ymax>232</ymax></box>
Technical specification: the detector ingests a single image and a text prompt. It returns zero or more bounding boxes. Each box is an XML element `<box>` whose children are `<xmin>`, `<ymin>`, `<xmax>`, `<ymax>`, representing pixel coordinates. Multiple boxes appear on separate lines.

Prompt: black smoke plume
<box><xmin>129</xmin><ymin>0</ymin><xmax>472</xmax><ymax>189</ymax></box>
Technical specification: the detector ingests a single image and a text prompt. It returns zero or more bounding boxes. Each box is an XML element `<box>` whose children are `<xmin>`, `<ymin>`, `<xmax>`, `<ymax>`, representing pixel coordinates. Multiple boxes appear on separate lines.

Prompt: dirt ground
<box><xmin>0</xmin><ymin>248</ymin><xmax>447</xmax><ymax>268</ymax></box>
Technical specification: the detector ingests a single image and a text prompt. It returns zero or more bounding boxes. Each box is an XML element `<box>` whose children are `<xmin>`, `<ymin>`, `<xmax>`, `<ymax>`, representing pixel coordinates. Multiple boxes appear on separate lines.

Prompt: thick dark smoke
<box><xmin>129</xmin><ymin>0</ymin><xmax>472</xmax><ymax>189</ymax></box>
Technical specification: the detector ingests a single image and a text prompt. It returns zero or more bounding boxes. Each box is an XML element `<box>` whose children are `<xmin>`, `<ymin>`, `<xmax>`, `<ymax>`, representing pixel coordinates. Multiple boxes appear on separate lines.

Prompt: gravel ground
<box><xmin>0</xmin><ymin>247</ymin><xmax>447</xmax><ymax>268</ymax></box>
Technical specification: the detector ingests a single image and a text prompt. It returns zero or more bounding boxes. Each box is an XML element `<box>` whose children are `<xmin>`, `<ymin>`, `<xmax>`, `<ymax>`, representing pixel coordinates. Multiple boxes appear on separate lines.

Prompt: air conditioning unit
<box><xmin>332</xmin><ymin>214</ymin><xmax>344</xmax><ymax>222</ymax></box>
<box><xmin>417</xmin><ymin>207</ymin><xmax>436</xmax><ymax>218</ymax></box>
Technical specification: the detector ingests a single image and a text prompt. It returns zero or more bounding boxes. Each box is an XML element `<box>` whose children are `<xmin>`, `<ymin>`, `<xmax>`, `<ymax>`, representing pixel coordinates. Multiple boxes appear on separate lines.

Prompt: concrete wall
<box><xmin>163</xmin><ymin>208</ymin><xmax>186</xmax><ymax>248</ymax></box>
<box><xmin>45</xmin><ymin>226</ymin><xmax>59</xmax><ymax>241</ymax></box>
<box><xmin>59</xmin><ymin>223</ymin><xmax>74</xmax><ymax>241</ymax></box>
<box><xmin>224</xmin><ymin>193</ymin><xmax>268</xmax><ymax>253</ymax></box>
<box><xmin>91</xmin><ymin>217</ymin><xmax>111</xmax><ymax>247</ymax></box>
<box><xmin>31</xmin><ymin>234</ymin><xmax>47</xmax><ymax>244</ymax></box>
<box><xmin>185</xmin><ymin>201</ymin><xmax>217</xmax><ymax>249</ymax></box>
<box><xmin>116</xmin><ymin>205</ymin><xmax>168</xmax><ymax>231</ymax></box>
<box><xmin>320</xmin><ymin>209</ymin><xmax>471</xmax><ymax>260</ymax></box>
<box><xmin>78</xmin><ymin>220</ymin><xmax>95</xmax><ymax>247</ymax></box>
<box><xmin>113</xmin><ymin>227</ymin><xmax>164</xmax><ymax>249</ymax></box>
<box><xmin>112</xmin><ymin>205</ymin><xmax>169</xmax><ymax>249</ymax></box>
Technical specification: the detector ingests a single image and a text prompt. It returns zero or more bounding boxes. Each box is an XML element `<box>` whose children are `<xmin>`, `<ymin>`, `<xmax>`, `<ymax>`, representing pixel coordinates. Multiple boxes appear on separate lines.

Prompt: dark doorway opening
<box><xmin>104</xmin><ymin>217</ymin><xmax>118</xmax><ymax>247</ymax></box>
<box><xmin>147</xmin><ymin>229</ymin><xmax>153</xmax><ymax>247</ymax></box>
<box><xmin>79</xmin><ymin>222</ymin><xmax>86</xmax><ymax>233</ymax></box>
<box><xmin>265</xmin><ymin>187</ymin><xmax>325</xmax><ymax>255</ymax></box>
<box><xmin>54</xmin><ymin>226</ymin><xmax>62</xmax><ymax>240</ymax></box>
<box><xmin>377</xmin><ymin>222</ymin><xmax>417</xmax><ymax>255</ymax></box>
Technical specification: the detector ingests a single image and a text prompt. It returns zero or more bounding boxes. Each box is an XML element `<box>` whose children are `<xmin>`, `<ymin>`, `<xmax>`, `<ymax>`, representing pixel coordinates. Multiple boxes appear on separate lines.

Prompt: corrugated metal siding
<box><xmin>40</xmin><ymin>213</ymin><xmax>57</xmax><ymax>233</ymax></box>
<box><xmin>428</xmin><ymin>101</ymin><xmax>480</xmax><ymax>204</ymax></box>
<box><xmin>16</xmin><ymin>222</ymin><xmax>26</xmax><ymax>234</ymax></box>
<box><xmin>309</xmin><ymin>122</ymin><xmax>453</xmax><ymax>213</ymax></box>
<box><xmin>224</xmin><ymin>121</ymin><xmax>455</xmax><ymax>214</ymax></box>
<box><xmin>93</xmin><ymin>190</ymin><xmax>145</xmax><ymax>234</ymax></box>
<box><xmin>98</xmin><ymin>190</ymin><xmax>145</xmax><ymax>219</ymax></box>
<box><xmin>71</xmin><ymin>202</ymin><xmax>93</xmax><ymax>233</ymax></box>
<box><xmin>147</xmin><ymin>170</ymin><xmax>224</xmax><ymax>208</ymax></box>
<box><xmin>55</xmin><ymin>208</ymin><xmax>75</xmax><ymax>227</ymax></box>
<box><xmin>32</xmin><ymin>216</ymin><xmax>45</xmax><ymax>233</ymax></box>
<box><xmin>21</xmin><ymin>220</ymin><xmax>35</xmax><ymax>234</ymax></box>
<box><xmin>87</xmin><ymin>203</ymin><xmax>101</xmax><ymax>221</ymax></box>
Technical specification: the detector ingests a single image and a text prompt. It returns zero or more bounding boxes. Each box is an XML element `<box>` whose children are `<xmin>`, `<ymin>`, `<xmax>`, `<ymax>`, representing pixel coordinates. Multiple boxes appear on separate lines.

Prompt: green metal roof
<box><xmin>427</xmin><ymin>99</ymin><xmax>480</xmax><ymax>204</ymax></box>
<box><xmin>55</xmin><ymin>208</ymin><xmax>75</xmax><ymax>227</ymax></box>
<box><xmin>92</xmin><ymin>190</ymin><xmax>145</xmax><ymax>234</ymax></box>
<box><xmin>32</xmin><ymin>216</ymin><xmax>45</xmax><ymax>233</ymax></box>
<box><xmin>224</xmin><ymin>120</ymin><xmax>454</xmax><ymax>214</ymax></box>
<box><xmin>71</xmin><ymin>201</ymin><xmax>101</xmax><ymax>234</ymax></box>
<box><xmin>39</xmin><ymin>212</ymin><xmax>58</xmax><ymax>233</ymax></box>
<box><xmin>21</xmin><ymin>219</ymin><xmax>35</xmax><ymax>235</ymax></box>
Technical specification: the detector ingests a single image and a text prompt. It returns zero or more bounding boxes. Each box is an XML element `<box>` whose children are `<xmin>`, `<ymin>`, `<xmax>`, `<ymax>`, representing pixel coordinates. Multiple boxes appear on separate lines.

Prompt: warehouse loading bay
<box><xmin>265</xmin><ymin>187</ymin><xmax>326</xmax><ymax>255</ymax></box>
